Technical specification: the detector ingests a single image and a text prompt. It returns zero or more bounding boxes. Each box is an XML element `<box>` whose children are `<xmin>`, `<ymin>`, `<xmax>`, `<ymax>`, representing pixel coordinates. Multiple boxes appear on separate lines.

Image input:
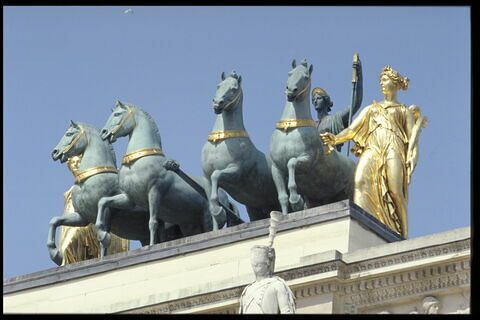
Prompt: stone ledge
<box><xmin>3</xmin><ymin>200</ymin><xmax>402</xmax><ymax>294</ymax></box>
<box><xmin>120</xmin><ymin>227</ymin><xmax>470</xmax><ymax>314</ymax></box>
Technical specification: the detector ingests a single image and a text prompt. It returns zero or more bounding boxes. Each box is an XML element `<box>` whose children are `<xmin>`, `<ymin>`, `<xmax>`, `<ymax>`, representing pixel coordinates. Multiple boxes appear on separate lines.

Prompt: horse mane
<box><xmin>79</xmin><ymin>122</ymin><xmax>117</xmax><ymax>164</ymax></box>
<box><xmin>128</xmin><ymin>104</ymin><xmax>162</xmax><ymax>145</ymax></box>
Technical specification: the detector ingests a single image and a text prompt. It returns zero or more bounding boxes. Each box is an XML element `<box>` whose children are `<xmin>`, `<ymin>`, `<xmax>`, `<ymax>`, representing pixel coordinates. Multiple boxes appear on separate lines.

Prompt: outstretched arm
<box><xmin>339</xmin><ymin>56</ymin><xmax>363</xmax><ymax>127</ymax></box>
<box><xmin>321</xmin><ymin>104</ymin><xmax>370</xmax><ymax>147</ymax></box>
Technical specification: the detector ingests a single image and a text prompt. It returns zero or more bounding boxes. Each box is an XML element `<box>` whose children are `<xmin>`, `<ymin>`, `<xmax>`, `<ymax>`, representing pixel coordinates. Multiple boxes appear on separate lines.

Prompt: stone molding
<box><xmin>343</xmin><ymin>260</ymin><xmax>470</xmax><ymax>311</ymax></box>
<box><xmin>120</xmin><ymin>232</ymin><xmax>470</xmax><ymax>314</ymax></box>
<box><xmin>4</xmin><ymin>200</ymin><xmax>402</xmax><ymax>294</ymax></box>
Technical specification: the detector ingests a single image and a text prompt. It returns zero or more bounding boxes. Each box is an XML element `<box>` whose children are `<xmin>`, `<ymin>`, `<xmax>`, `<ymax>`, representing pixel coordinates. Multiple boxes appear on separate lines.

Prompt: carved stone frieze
<box><xmin>346</xmin><ymin>239</ymin><xmax>470</xmax><ymax>274</ymax></box>
<box><xmin>124</xmin><ymin>287</ymin><xmax>243</xmax><ymax>314</ymax></box>
<box><xmin>121</xmin><ymin>238</ymin><xmax>469</xmax><ymax>314</ymax></box>
<box><xmin>343</xmin><ymin>260</ymin><xmax>470</xmax><ymax>309</ymax></box>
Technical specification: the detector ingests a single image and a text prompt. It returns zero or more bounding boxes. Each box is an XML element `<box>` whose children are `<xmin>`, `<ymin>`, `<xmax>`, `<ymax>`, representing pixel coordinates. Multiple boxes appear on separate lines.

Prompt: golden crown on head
<box><xmin>381</xmin><ymin>66</ymin><xmax>410</xmax><ymax>91</ymax></box>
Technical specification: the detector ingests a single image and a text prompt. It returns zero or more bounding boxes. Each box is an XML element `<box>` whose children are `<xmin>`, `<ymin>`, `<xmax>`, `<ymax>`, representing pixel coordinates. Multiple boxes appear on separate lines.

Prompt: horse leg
<box><xmin>286</xmin><ymin>157</ymin><xmax>305</xmax><ymax>211</ymax></box>
<box><xmin>271</xmin><ymin>163</ymin><xmax>289</xmax><ymax>214</ymax></box>
<box><xmin>96</xmin><ymin>193</ymin><xmax>135</xmax><ymax>258</ymax></box>
<box><xmin>148</xmin><ymin>187</ymin><xmax>166</xmax><ymax>245</ymax></box>
<box><xmin>47</xmin><ymin>212</ymin><xmax>89</xmax><ymax>266</ymax></box>
<box><xmin>214</xmin><ymin>188</ymin><xmax>232</xmax><ymax>229</ymax></box>
<box><xmin>203</xmin><ymin>176</ymin><xmax>219</xmax><ymax>231</ymax></box>
<box><xmin>209</xmin><ymin>164</ymin><xmax>240</xmax><ymax>230</ymax></box>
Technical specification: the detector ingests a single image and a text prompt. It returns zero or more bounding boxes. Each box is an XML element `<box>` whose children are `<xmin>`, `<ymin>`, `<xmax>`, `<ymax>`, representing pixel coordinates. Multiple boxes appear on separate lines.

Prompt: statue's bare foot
<box><xmin>289</xmin><ymin>194</ymin><xmax>305</xmax><ymax>212</ymax></box>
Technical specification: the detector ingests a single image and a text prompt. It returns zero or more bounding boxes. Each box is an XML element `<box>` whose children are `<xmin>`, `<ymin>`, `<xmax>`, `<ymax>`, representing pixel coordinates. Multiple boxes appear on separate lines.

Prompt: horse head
<box><xmin>51</xmin><ymin>120</ymin><xmax>89</xmax><ymax>163</ymax></box>
<box><xmin>286</xmin><ymin>58</ymin><xmax>313</xmax><ymax>102</ymax></box>
<box><xmin>101</xmin><ymin>100</ymin><xmax>136</xmax><ymax>143</ymax></box>
<box><xmin>212</xmin><ymin>71</ymin><xmax>243</xmax><ymax>114</ymax></box>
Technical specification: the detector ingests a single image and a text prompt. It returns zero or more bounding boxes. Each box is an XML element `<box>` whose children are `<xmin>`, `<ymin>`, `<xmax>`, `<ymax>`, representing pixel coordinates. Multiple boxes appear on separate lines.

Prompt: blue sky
<box><xmin>3</xmin><ymin>6</ymin><xmax>471</xmax><ymax>279</ymax></box>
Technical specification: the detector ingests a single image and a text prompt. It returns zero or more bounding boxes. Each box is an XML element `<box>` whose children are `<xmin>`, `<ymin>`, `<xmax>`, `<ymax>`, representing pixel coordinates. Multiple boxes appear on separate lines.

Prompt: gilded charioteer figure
<box><xmin>58</xmin><ymin>155</ymin><xmax>129</xmax><ymax>265</ymax></box>
<box><xmin>321</xmin><ymin>66</ymin><xmax>427</xmax><ymax>238</ymax></box>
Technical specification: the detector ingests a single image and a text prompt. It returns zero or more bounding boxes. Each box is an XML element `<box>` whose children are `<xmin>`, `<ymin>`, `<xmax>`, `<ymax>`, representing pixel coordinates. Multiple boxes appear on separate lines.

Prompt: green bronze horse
<box><xmin>100</xmin><ymin>101</ymin><xmax>236</xmax><ymax>245</ymax></box>
<box><xmin>49</xmin><ymin>122</ymin><xmax>180</xmax><ymax>265</ymax></box>
<box><xmin>202</xmin><ymin>71</ymin><xmax>280</xmax><ymax>228</ymax></box>
<box><xmin>269</xmin><ymin>59</ymin><xmax>355</xmax><ymax>214</ymax></box>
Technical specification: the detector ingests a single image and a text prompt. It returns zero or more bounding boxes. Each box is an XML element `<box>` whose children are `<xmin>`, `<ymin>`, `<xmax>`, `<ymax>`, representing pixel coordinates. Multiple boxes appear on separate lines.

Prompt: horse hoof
<box><xmin>289</xmin><ymin>195</ymin><xmax>305</xmax><ymax>212</ymax></box>
<box><xmin>49</xmin><ymin>248</ymin><xmax>63</xmax><ymax>266</ymax></box>
<box><xmin>211</xmin><ymin>206</ymin><xmax>225</xmax><ymax>217</ymax></box>
<box><xmin>98</xmin><ymin>231</ymin><xmax>111</xmax><ymax>249</ymax></box>
<box><xmin>47</xmin><ymin>241</ymin><xmax>56</xmax><ymax>250</ymax></box>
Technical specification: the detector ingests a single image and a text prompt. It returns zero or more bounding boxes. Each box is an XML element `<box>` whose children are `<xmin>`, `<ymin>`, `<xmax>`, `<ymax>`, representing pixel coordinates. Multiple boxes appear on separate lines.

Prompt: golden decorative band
<box><xmin>63</xmin><ymin>126</ymin><xmax>86</xmax><ymax>155</ymax></box>
<box><xmin>207</xmin><ymin>130</ymin><xmax>249</xmax><ymax>143</ymax></box>
<box><xmin>74</xmin><ymin>166</ymin><xmax>118</xmax><ymax>184</ymax></box>
<box><xmin>122</xmin><ymin>148</ymin><xmax>164</xmax><ymax>165</ymax></box>
<box><xmin>223</xmin><ymin>90</ymin><xmax>243</xmax><ymax>111</ymax></box>
<box><xmin>295</xmin><ymin>80</ymin><xmax>311</xmax><ymax>98</ymax></box>
<box><xmin>111</xmin><ymin>106</ymin><xmax>135</xmax><ymax>136</ymax></box>
<box><xmin>275</xmin><ymin>119</ymin><xmax>316</xmax><ymax>131</ymax></box>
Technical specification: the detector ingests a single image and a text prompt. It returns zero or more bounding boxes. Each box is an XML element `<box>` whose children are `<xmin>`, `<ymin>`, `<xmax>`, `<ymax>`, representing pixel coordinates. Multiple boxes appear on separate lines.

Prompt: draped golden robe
<box><xmin>58</xmin><ymin>187</ymin><xmax>130</xmax><ymax>265</ymax></box>
<box><xmin>350</xmin><ymin>101</ymin><xmax>410</xmax><ymax>237</ymax></box>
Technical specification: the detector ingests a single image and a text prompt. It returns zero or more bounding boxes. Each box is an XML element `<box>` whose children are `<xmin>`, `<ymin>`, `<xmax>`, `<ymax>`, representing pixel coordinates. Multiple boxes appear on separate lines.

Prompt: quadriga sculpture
<box><xmin>202</xmin><ymin>71</ymin><xmax>281</xmax><ymax>228</ymax></box>
<box><xmin>269</xmin><ymin>59</ymin><xmax>355</xmax><ymax>214</ymax></box>
<box><xmin>100</xmin><ymin>101</ymin><xmax>235</xmax><ymax>244</ymax></box>
<box><xmin>50</xmin><ymin>122</ymin><xmax>168</xmax><ymax>264</ymax></box>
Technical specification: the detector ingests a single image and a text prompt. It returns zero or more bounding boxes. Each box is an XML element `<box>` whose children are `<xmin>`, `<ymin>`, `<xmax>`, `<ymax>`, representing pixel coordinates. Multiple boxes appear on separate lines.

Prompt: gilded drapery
<box><xmin>350</xmin><ymin>101</ymin><xmax>410</xmax><ymax>237</ymax></box>
<box><xmin>58</xmin><ymin>187</ymin><xmax>130</xmax><ymax>265</ymax></box>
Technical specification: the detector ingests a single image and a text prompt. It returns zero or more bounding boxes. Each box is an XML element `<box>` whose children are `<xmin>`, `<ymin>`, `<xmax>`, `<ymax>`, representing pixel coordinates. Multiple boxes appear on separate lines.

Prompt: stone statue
<box><xmin>312</xmin><ymin>53</ymin><xmax>363</xmax><ymax>152</ymax></box>
<box><xmin>100</xmin><ymin>101</ymin><xmax>231</xmax><ymax>245</ymax></box>
<box><xmin>269</xmin><ymin>58</ymin><xmax>355</xmax><ymax>214</ymax></box>
<box><xmin>58</xmin><ymin>155</ymin><xmax>129</xmax><ymax>265</ymax></box>
<box><xmin>410</xmin><ymin>296</ymin><xmax>441</xmax><ymax>314</ymax></box>
<box><xmin>321</xmin><ymin>66</ymin><xmax>427</xmax><ymax>238</ymax></box>
<box><xmin>239</xmin><ymin>211</ymin><xmax>296</xmax><ymax>314</ymax></box>
<box><xmin>422</xmin><ymin>296</ymin><xmax>441</xmax><ymax>314</ymax></box>
<box><xmin>50</xmin><ymin>122</ymin><xmax>172</xmax><ymax>264</ymax></box>
<box><xmin>201</xmin><ymin>71</ymin><xmax>281</xmax><ymax>227</ymax></box>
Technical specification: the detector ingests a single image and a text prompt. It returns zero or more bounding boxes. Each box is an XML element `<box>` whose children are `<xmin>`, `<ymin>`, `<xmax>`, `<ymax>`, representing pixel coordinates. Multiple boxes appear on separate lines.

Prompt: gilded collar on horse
<box><xmin>74</xmin><ymin>166</ymin><xmax>118</xmax><ymax>184</ymax></box>
<box><xmin>207</xmin><ymin>130</ymin><xmax>249</xmax><ymax>143</ymax></box>
<box><xmin>121</xmin><ymin>148</ymin><xmax>165</xmax><ymax>165</ymax></box>
<box><xmin>275</xmin><ymin>119</ymin><xmax>316</xmax><ymax>131</ymax></box>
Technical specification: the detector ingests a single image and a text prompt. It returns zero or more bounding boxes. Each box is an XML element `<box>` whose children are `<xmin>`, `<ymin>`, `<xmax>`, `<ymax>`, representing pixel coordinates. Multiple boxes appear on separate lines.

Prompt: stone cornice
<box><xmin>4</xmin><ymin>200</ymin><xmax>403</xmax><ymax>294</ymax></box>
<box><xmin>343</xmin><ymin>260</ymin><xmax>470</xmax><ymax>313</ymax></box>
<box><xmin>120</xmin><ymin>230</ymin><xmax>470</xmax><ymax>314</ymax></box>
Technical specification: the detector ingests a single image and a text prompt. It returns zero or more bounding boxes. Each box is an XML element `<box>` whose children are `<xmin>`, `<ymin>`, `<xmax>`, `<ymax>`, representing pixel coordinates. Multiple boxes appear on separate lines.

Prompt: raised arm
<box><xmin>339</xmin><ymin>55</ymin><xmax>363</xmax><ymax>127</ymax></box>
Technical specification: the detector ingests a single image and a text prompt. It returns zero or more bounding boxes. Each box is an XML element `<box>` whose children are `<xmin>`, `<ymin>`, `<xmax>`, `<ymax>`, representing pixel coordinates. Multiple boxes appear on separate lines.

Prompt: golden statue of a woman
<box><xmin>321</xmin><ymin>66</ymin><xmax>427</xmax><ymax>238</ymax></box>
<box><xmin>58</xmin><ymin>155</ymin><xmax>129</xmax><ymax>265</ymax></box>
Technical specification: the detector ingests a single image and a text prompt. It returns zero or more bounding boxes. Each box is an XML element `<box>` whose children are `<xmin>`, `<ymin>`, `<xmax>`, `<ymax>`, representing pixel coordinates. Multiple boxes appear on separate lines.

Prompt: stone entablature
<box><xmin>124</xmin><ymin>229</ymin><xmax>469</xmax><ymax>314</ymax></box>
<box><xmin>3</xmin><ymin>201</ymin><xmax>470</xmax><ymax>314</ymax></box>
